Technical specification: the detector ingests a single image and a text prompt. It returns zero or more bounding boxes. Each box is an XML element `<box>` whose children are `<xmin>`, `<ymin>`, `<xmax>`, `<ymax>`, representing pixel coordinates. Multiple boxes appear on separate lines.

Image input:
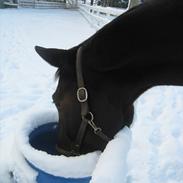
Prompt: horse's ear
<box><xmin>35</xmin><ymin>46</ymin><xmax>66</xmax><ymax>68</ymax></box>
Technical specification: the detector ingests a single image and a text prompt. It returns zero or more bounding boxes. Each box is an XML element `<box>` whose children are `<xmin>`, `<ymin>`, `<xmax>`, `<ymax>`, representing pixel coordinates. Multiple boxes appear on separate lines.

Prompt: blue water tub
<box><xmin>16</xmin><ymin>110</ymin><xmax>131</xmax><ymax>183</ymax></box>
<box><xmin>17</xmin><ymin>113</ymin><xmax>100</xmax><ymax>183</ymax></box>
<box><xmin>28</xmin><ymin>123</ymin><xmax>91</xmax><ymax>183</ymax></box>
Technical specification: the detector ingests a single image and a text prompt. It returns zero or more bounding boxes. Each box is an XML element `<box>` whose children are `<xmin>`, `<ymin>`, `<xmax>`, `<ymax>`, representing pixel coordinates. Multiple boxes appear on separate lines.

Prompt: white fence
<box><xmin>78</xmin><ymin>3</ymin><xmax>127</xmax><ymax>29</ymax></box>
<box><xmin>17</xmin><ymin>0</ymin><xmax>65</xmax><ymax>8</ymax></box>
<box><xmin>65</xmin><ymin>0</ymin><xmax>78</xmax><ymax>8</ymax></box>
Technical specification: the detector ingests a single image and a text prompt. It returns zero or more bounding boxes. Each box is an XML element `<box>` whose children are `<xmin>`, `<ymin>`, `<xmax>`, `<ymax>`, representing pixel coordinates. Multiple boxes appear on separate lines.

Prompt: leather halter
<box><xmin>56</xmin><ymin>46</ymin><xmax>111</xmax><ymax>156</ymax></box>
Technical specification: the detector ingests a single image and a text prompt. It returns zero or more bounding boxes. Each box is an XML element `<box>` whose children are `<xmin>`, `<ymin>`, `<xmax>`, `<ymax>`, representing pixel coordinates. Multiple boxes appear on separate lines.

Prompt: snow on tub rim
<box><xmin>16</xmin><ymin>109</ymin><xmax>101</xmax><ymax>179</ymax></box>
<box><xmin>15</xmin><ymin>109</ymin><xmax>132</xmax><ymax>183</ymax></box>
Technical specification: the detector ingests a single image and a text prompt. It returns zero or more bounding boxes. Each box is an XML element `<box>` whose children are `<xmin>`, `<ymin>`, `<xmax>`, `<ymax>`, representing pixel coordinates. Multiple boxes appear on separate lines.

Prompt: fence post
<box><xmin>128</xmin><ymin>0</ymin><xmax>141</xmax><ymax>9</ymax></box>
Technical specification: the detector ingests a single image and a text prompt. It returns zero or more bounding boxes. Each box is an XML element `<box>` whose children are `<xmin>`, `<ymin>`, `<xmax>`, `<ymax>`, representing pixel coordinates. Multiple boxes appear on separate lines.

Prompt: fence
<box><xmin>17</xmin><ymin>0</ymin><xmax>65</xmax><ymax>8</ymax></box>
<box><xmin>78</xmin><ymin>3</ymin><xmax>127</xmax><ymax>29</ymax></box>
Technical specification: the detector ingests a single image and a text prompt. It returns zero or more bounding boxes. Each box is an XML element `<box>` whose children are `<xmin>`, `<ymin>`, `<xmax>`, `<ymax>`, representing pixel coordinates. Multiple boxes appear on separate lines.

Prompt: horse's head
<box><xmin>35</xmin><ymin>45</ymin><xmax>134</xmax><ymax>156</ymax></box>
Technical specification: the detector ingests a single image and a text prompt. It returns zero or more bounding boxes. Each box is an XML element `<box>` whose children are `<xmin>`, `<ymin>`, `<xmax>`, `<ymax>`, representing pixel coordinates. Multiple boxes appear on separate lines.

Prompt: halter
<box><xmin>56</xmin><ymin>47</ymin><xmax>111</xmax><ymax>156</ymax></box>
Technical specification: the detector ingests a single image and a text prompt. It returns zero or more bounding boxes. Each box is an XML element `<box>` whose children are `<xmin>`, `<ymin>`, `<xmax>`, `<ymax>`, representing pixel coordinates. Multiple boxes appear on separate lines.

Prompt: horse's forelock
<box><xmin>55</xmin><ymin>69</ymin><xmax>61</xmax><ymax>81</ymax></box>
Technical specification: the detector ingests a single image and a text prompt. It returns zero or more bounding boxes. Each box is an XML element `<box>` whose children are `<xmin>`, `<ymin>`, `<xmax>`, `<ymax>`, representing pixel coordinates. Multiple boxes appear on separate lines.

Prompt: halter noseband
<box><xmin>56</xmin><ymin>46</ymin><xmax>111</xmax><ymax>156</ymax></box>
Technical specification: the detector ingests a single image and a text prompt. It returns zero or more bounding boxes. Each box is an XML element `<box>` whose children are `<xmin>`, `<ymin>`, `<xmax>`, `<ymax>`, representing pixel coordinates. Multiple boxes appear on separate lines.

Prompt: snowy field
<box><xmin>1</xmin><ymin>8</ymin><xmax>183</xmax><ymax>183</ymax></box>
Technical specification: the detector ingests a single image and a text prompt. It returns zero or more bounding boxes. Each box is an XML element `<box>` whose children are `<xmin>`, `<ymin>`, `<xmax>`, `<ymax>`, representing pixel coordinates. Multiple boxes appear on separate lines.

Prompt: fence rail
<box><xmin>18</xmin><ymin>0</ymin><xmax>65</xmax><ymax>8</ymax></box>
<box><xmin>79</xmin><ymin>3</ymin><xmax>127</xmax><ymax>29</ymax></box>
<box><xmin>4</xmin><ymin>1</ymin><xmax>18</xmax><ymax>7</ymax></box>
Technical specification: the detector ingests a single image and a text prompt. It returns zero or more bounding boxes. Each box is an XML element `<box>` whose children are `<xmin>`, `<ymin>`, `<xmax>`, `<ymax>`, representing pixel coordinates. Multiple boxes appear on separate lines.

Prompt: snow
<box><xmin>1</xmin><ymin>8</ymin><xmax>183</xmax><ymax>183</ymax></box>
<box><xmin>91</xmin><ymin>127</ymin><xmax>131</xmax><ymax>183</ymax></box>
<box><xmin>127</xmin><ymin>87</ymin><xmax>183</xmax><ymax>183</ymax></box>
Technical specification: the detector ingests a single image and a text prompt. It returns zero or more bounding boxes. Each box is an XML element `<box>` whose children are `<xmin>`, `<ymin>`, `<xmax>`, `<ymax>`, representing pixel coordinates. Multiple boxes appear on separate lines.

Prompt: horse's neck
<box><xmin>79</xmin><ymin>0</ymin><xmax>183</xmax><ymax>104</ymax></box>
<box><xmin>80</xmin><ymin>0</ymin><xmax>182</xmax><ymax>73</ymax></box>
<box><xmin>128</xmin><ymin>63</ymin><xmax>183</xmax><ymax>103</ymax></box>
<box><xmin>82</xmin><ymin>47</ymin><xmax>183</xmax><ymax>105</ymax></box>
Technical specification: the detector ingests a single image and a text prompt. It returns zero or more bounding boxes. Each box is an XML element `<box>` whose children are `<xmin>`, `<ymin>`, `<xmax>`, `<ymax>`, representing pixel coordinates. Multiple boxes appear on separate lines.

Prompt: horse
<box><xmin>35</xmin><ymin>0</ymin><xmax>183</xmax><ymax>156</ymax></box>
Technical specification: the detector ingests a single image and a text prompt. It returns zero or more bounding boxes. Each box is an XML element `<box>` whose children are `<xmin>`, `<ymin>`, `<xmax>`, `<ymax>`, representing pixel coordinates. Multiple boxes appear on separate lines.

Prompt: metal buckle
<box><xmin>94</xmin><ymin>127</ymin><xmax>102</xmax><ymax>134</ymax></box>
<box><xmin>87</xmin><ymin>116</ymin><xmax>101</xmax><ymax>134</ymax></box>
<box><xmin>83</xmin><ymin>112</ymin><xmax>94</xmax><ymax>122</ymax></box>
<box><xmin>77</xmin><ymin>87</ymin><xmax>88</xmax><ymax>103</ymax></box>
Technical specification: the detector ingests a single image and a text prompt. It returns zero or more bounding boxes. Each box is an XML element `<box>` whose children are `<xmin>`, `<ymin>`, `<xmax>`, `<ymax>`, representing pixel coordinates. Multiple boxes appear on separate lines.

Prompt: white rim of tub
<box><xmin>16</xmin><ymin>110</ymin><xmax>101</xmax><ymax>178</ymax></box>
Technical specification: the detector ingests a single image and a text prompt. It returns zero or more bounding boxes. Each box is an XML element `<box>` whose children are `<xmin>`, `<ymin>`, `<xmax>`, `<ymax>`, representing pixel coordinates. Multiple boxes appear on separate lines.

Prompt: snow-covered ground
<box><xmin>1</xmin><ymin>8</ymin><xmax>183</xmax><ymax>183</ymax></box>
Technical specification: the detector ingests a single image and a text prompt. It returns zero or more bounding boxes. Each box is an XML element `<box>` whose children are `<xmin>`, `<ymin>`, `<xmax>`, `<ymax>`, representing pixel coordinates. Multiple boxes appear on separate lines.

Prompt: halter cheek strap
<box><xmin>73</xmin><ymin>46</ymin><xmax>111</xmax><ymax>154</ymax></box>
<box><xmin>56</xmin><ymin>46</ymin><xmax>111</xmax><ymax>156</ymax></box>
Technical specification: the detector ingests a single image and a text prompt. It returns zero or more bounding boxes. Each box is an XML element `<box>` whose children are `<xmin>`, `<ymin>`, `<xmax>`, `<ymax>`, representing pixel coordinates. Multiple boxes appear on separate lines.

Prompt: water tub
<box><xmin>29</xmin><ymin>122</ymin><xmax>93</xmax><ymax>183</ymax></box>
<box><xmin>15</xmin><ymin>110</ymin><xmax>131</xmax><ymax>183</ymax></box>
<box><xmin>16</xmin><ymin>110</ymin><xmax>100</xmax><ymax>183</ymax></box>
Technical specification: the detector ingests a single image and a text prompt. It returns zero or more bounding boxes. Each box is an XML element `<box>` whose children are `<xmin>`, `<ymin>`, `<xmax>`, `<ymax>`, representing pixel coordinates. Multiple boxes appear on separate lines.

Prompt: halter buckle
<box><xmin>77</xmin><ymin>87</ymin><xmax>88</xmax><ymax>103</ymax></box>
<box><xmin>94</xmin><ymin>127</ymin><xmax>102</xmax><ymax>134</ymax></box>
<box><xmin>88</xmin><ymin>119</ymin><xmax>101</xmax><ymax>133</ymax></box>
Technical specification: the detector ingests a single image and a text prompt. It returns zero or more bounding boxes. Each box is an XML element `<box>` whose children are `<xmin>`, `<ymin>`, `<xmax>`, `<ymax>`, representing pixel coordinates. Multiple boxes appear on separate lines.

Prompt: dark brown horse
<box><xmin>35</xmin><ymin>0</ymin><xmax>183</xmax><ymax>156</ymax></box>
